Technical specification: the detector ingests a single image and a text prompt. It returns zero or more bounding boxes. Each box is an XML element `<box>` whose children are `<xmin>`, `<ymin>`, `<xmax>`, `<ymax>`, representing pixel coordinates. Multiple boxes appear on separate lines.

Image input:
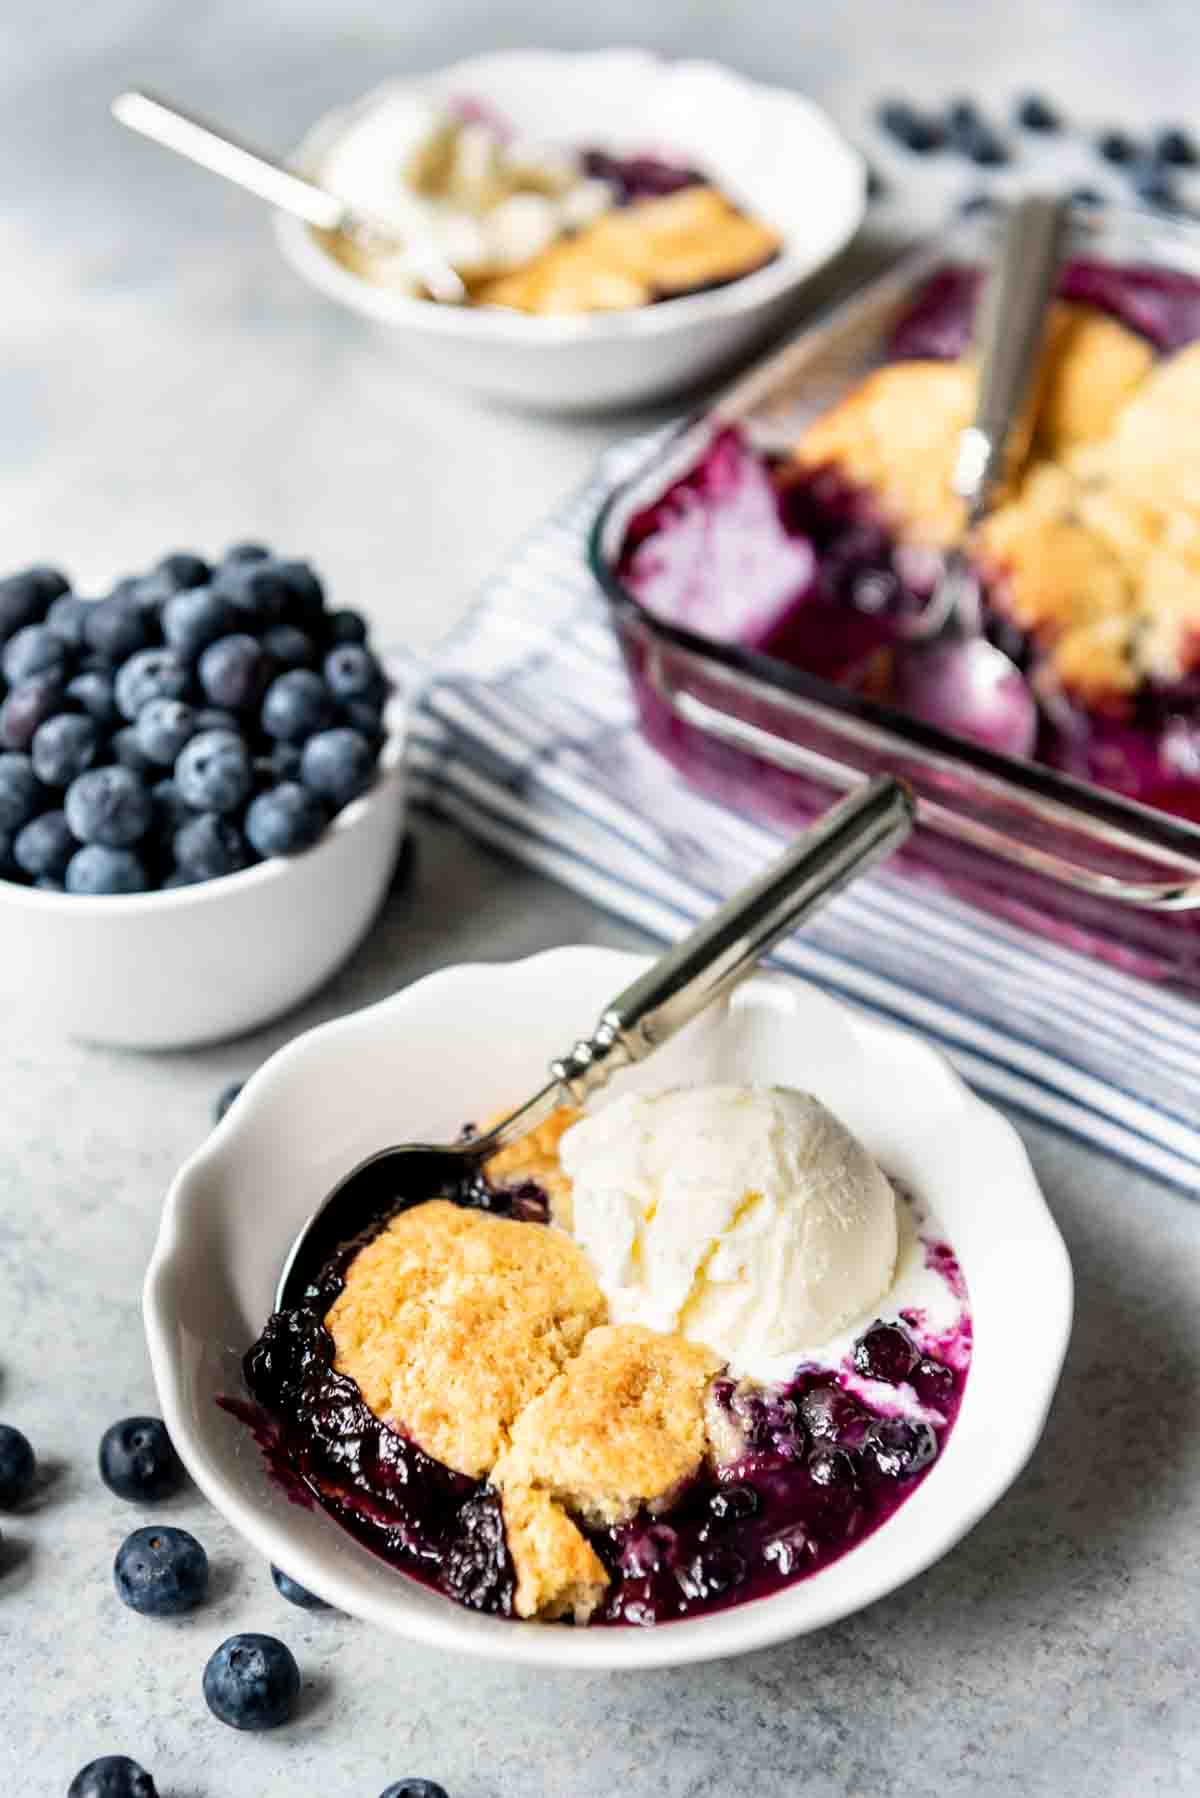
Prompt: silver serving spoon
<box><xmin>896</xmin><ymin>194</ymin><xmax>1069</xmax><ymax>759</ymax></box>
<box><xmin>275</xmin><ymin>775</ymin><xmax>914</xmax><ymax>1308</ymax></box>
<box><xmin>111</xmin><ymin>88</ymin><xmax>467</xmax><ymax>305</ymax></box>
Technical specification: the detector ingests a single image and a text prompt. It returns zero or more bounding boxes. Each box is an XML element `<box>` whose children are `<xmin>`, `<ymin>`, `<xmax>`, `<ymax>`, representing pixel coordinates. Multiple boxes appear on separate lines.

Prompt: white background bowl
<box><xmin>276</xmin><ymin>49</ymin><xmax>867</xmax><ymax>410</ymax></box>
<box><xmin>145</xmin><ymin>947</ymin><xmax>1072</xmax><ymax>1669</ymax></box>
<box><xmin>0</xmin><ymin>718</ymin><xmax>406</xmax><ymax>1049</ymax></box>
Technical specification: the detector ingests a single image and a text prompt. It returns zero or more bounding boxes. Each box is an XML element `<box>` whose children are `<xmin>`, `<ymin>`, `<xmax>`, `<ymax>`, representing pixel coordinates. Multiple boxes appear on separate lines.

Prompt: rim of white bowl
<box><xmin>0</xmin><ymin>698</ymin><xmax>406</xmax><ymax>914</ymax></box>
<box><xmin>277</xmin><ymin>49</ymin><xmax>867</xmax><ymax>344</ymax></box>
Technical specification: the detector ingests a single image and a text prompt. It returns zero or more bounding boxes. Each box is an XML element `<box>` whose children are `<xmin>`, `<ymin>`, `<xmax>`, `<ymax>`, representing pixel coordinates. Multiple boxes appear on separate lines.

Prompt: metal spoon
<box><xmin>111</xmin><ymin>88</ymin><xmax>467</xmax><ymax>305</ymax></box>
<box><xmin>275</xmin><ymin>775</ymin><xmax>914</xmax><ymax>1308</ymax></box>
<box><xmin>896</xmin><ymin>194</ymin><xmax>1069</xmax><ymax>759</ymax></box>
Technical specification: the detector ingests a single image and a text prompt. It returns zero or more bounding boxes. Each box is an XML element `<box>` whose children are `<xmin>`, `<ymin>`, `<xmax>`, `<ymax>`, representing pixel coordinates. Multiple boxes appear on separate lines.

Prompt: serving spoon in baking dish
<box><xmin>895</xmin><ymin>194</ymin><xmax>1069</xmax><ymax>759</ymax></box>
<box><xmin>275</xmin><ymin>775</ymin><xmax>913</xmax><ymax>1307</ymax></box>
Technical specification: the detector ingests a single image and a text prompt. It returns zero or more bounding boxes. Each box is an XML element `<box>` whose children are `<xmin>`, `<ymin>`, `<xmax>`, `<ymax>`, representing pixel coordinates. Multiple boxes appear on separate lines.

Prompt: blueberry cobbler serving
<box><xmin>235</xmin><ymin>1086</ymin><xmax>970</xmax><ymax>1627</ymax></box>
<box><xmin>617</xmin><ymin>256</ymin><xmax>1200</xmax><ymax>823</ymax></box>
<box><xmin>314</xmin><ymin>91</ymin><xmax>781</xmax><ymax>315</ymax></box>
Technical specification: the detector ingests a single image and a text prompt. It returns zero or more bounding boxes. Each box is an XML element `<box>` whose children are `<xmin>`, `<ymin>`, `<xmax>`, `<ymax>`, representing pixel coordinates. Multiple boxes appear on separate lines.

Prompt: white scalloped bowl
<box><xmin>144</xmin><ymin>948</ymin><xmax>1071</xmax><ymax>1668</ymax></box>
<box><xmin>276</xmin><ymin>50</ymin><xmax>867</xmax><ymax>409</ymax></box>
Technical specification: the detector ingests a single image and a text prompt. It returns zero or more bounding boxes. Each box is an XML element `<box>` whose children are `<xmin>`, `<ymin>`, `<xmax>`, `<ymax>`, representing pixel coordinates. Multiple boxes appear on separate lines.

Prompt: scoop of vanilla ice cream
<box><xmin>560</xmin><ymin>1086</ymin><xmax>897</xmax><ymax>1370</ymax></box>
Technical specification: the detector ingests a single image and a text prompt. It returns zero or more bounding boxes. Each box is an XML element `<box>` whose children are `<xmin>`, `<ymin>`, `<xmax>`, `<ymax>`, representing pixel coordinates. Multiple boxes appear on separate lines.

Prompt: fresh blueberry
<box><xmin>877</xmin><ymin>100</ymin><xmax>944</xmax><ymax>153</ymax></box>
<box><xmin>135</xmin><ymin>698</ymin><xmax>196</xmax><ymax>767</ymax></box>
<box><xmin>271</xmin><ymin>1565</ymin><xmax>330</xmax><ymax>1609</ymax></box>
<box><xmin>45</xmin><ymin>591</ymin><xmax>89</xmax><ymax>648</ymax></box>
<box><xmin>112</xmin><ymin>727</ymin><xmax>160</xmax><ymax>780</ymax></box>
<box><xmin>84</xmin><ymin>595</ymin><xmax>152</xmax><ymax>664</ymax></box>
<box><xmin>215</xmin><ymin>560</ymin><xmax>289</xmax><ymax>626</ymax></box>
<box><xmin>0</xmin><ymin>565</ymin><xmax>67</xmax><ymax>637</ymax></box>
<box><xmin>155</xmin><ymin>550</ymin><xmax>211</xmax><ymax>590</ymax></box>
<box><xmin>1016</xmin><ymin>93</ymin><xmax>1060</xmax><ymax>131</ymax></box>
<box><xmin>0</xmin><ymin>1424</ymin><xmax>35</xmax><ymax>1507</ymax></box>
<box><xmin>255</xmin><ymin>743</ymin><xmax>302</xmax><ymax>783</ymax></box>
<box><xmin>0</xmin><ymin>675</ymin><xmax>65</xmax><ymax>751</ymax></box>
<box><xmin>65</xmin><ymin>767</ymin><xmax>153</xmax><ymax>847</ymax></box>
<box><xmin>114</xmin><ymin>648</ymin><xmax>189</xmax><ymax>722</ymax></box>
<box><xmin>956</xmin><ymin>120</ymin><xmax>1008</xmax><ymax>165</ymax></box>
<box><xmin>327</xmin><ymin>608</ymin><xmax>367</xmax><ymax>645</ymax></box>
<box><xmin>66</xmin><ymin>845</ymin><xmax>148</xmax><ymax>895</ymax></box>
<box><xmin>67</xmin><ymin>1755</ymin><xmax>159</xmax><ymax>1798</ymax></box>
<box><xmin>342</xmin><ymin>696</ymin><xmax>385</xmax><ymax>743</ymax></box>
<box><xmin>1098</xmin><ymin>128</ymin><xmax>1137</xmax><ymax>165</ymax></box>
<box><xmin>852</xmin><ymin>1321</ymin><xmax>920</xmax><ymax>1383</ymax></box>
<box><xmin>299</xmin><ymin>727</ymin><xmax>374</xmax><ymax>810</ymax></box>
<box><xmin>0</xmin><ymin>753</ymin><xmax>40</xmax><ymax>831</ymax></box>
<box><xmin>2</xmin><ymin>623</ymin><xmax>67</xmax><ymax>687</ymax></box>
<box><xmin>100</xmin><ymin>1417</ymin><xmax>186</xmax><ymax>1504</ymax></box>
<box><xmin>198</xmin><ymin>634</ymin><xmax>270</xmax><ymax>711</ymax></box>
<box><xmin>161</xmin><ymin>585</ymin><xmax>237</xmax><ymax>662</ymax></box>
<box><xmin>151</xmin><ymin>778</ymin><xmax>193</xmax><ymax>839</ymax></box>
<box><xmin>213</xmin><ymin>1080</ymin><xmax>244</xmax><ymax>1123</ymax></box>
<box><xmin>173</xmin><ymin>812</ymin><xmax>251</xmax><ymax>881</ymax></box>
<box><xmin>14</xmin><ymin>810</ymin><xmax>75</xmax><ymax>879</ymax></box>
<box><xmin>174</xmin><ymin>729</ymin><xmax>252</xmax><ymax>814</ymax></box>
<box><xmin>261</xmin><ymin>669</ymin><xmax>333</xmax><ymax>742</ymax></box>
<box><xmin>323</xmin><ymin>644</ymin><xmax>384</xmax><ymax>705</ymax></box>
<box><xmin>114</xmin><ymin>1524</ymin><xmax>208</xmax><ymax>1615</ymax></box>
<box><xmin>1131</xmin><ymin>159</ymin><xmax>1177</xmax><ymax>209</ymax></box>
<box><xmin>66</xmin><ymin>669</ymin><xmax>120</xmax><ymax>726</ymax></box>
<box><xmin>261</xmin><ymin>624</ymin><xmax>316</xmax><ymax>670</ymax></box>
<box><xmin>379</xmin><ymin>1784</ymin><xmax>449</xmax><ymax>1798</ymax></box>
<box><xmin>946</xmin><ymin>98</ymin><xmax>980</xmax><ymax>137</ymax></box>
<box><xmin>202</xmin><ymin>1632</ymin><xmax>300</xmax><ymax>1731</ymax></box>
<box><xmin>31</xmin><ymin>713</ymin><xmax>100</xmax><ymax>788</ymax></box>
<box><xmin>274</xmin><ymin>559</ymin><xmax>325</xmax><ymax>626</ymax></box>
<box><xmin>1069</xmin><ymin>185</ymin><xmax>1105</xmax><ymax>207</ymax></box>
<box><xmin>126</xmin><ymin>574</ymin><xmax>174</xmax><ymax>620</ymax></box>
<box><xmin>223</xmin><ymin>541</ymin><xmax>271</xmax><ymax>564</ymax></box>
<box><xmin>1156</xmin><ymin>126</ymin><xmax>1198</xmax><ymax>167</ymax></box>
<box><xmin>192</xmin><ymin>707</ymin><xmax>240</xmax><ymax>734</ymax></box>
<box><xmin>868</xmin><ymin>1417</ymin><xmax>939</xmax><ymax>1478</ymax></box>
<box><xmin>245</xmin><ymin>782</ymin><xmax>327</xmax><ymax>857</ymax></box>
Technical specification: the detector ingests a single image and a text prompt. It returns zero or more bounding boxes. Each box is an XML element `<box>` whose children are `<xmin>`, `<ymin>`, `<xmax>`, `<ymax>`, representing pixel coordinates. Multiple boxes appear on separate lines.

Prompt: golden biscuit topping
<box><xmin>483</xmin><ymin>1104</ymin><xmax>581</xmax><ymax>1227</ymax></box>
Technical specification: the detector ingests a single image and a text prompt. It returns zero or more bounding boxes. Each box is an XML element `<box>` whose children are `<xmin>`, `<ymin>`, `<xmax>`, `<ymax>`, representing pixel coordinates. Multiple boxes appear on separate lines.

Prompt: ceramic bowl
<box><xmin>0</xmin><ymin>710</ymin><xmax>406</xmax><ymax>1049</ymax></box>
<box><xmin>144</xmin><ymin>947</ymin><xmax>1072</xmax><ymax>1669</ymax></box>
<box><xmin>275</xmin><ymin>49</ymin><xmax>867</xmax><ymax>410</ymax></box>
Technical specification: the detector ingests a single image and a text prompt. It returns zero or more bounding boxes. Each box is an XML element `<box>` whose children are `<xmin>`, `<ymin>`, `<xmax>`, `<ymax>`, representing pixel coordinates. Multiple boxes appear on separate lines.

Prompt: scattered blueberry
<box><xmin>114</xmin><ymin>1524</ymin><xmax>208</xmax><ymax>1615</ymax></box>
<box><xmin>45</xmin><ymin>591</ymin><xmax>89</xmax><ymax>648</ymax></box>
<box><xmin>198</xmin><ymin>634</ymin><xmax>269</xmax><ymax>711</ymax></box>
<box><xmin>173</xmin><ymin>812</ymin><xmax>250</xmax><ymax>881</ymax></box>
<box><xmin>0</xmin><ymin>1424</ymin><xmax>36</xmax><ymax>1507</ymax></box>
<box><xmin>213</xmin><ymin>1080</ymin><xmax>244</xmax><ymax>1123</ymax></box>
<box><xmin>262</xmin><ymin>623</ymin><xmax>316</xmax><ymax>669</ymax></box>
<box><xmin>161</xmin><ymin>585</ymin><xmax>237</xmax><ymax>662</ymax></box>
<box><xmin>66</xmin><ymin>670</ymin><xmax>120</xmax><ymax>726</ymax></box>
<box><xmin>1131</xmin><ymin>160</ymin><xmax>1177</xmax><ymax>209</ymax></box>
<box><xmin>114</xmin><ymin>648</ymin><xmax>189</xmax><ymax>722</ymax></box>
<box><xmin>877</xmin><ymin>99</ymin><xmax>943</xmax><ymax>153</ymax></box>
<box><xmin>31</xmin><ymin>712</ymin><xmax>100</xmax><ymax>788</ymax></box>
<box><xmin>174</xmin><ymin>729</ymin><xmax>252</xmax><ymax>814</ymax></box>
<box><xmin>299</xmin><ymin>727</ymin><xmax>375</xmax><ymax>810</ymax></box>
<box><xmin>261</xmin><ymin>669</ymin><xmax>333</xmax><ymax>742</ymax></box>
<box><xmin>0</xmin><ymin>753</ymin><xmax>40</xmax><ymax>832</ymax></box>
<box><xmin>379</xmin><ymin>1784</ymin><xmax>450</xmax><ymax>1798</ymax></box>
<box><xmin>135</xmin><ymin>698</ymin><xmax>196</xmax><ymax>767</ymax></box>
<box><xmin>868</xmin><ymin>1417</ymin><xmax>939</xmax><ymax>1479</ymax></box>
<box><xmin>0</xmin><ymin>675</ymin><xmax>65</xmax><ymax>751</ymax></box>
<box><xmin>155</xmin><ymin>550</ymin><xmax>210</xmax><ymax>590</ymax></box>
<box><xmin>83</xmin><ymin>595</ymin><xmax>152</xmax><ymax>664</ymax></box>
<box><xmin>951</xmin><ymin>113</ymin><xmax>1008</xmax><ymax>165</ymax></box>
<box><xmin>327</xmin><ymin>608</ymin><xmax>367</xmax><ymax>645</ymax></box>
<box><xmin>66</xmin><ymin>767</ymin><xmax>152</xmax><ymax>846</ymax></box>
<box><xmin>67</xmin><ymin>1756</ymin><xmax>159</xmax><ymax>1798</ymax></box>
<box><xmin>3</xmin><ymin>623</ymin><xmax>67</xmax><ymax>686</ymax></box>
<box><xmin>1016</xmin><ymin>93</ymin><xmax>1060</xmax><ymax>132</ymax></box>
<box><xmin>852</xmin><ymin>1321</ymin><xmax>919</xmax><ymax>1384</ymax></box>
<box><xmin>66</xmin><ymin>845</ymin><xmax>148</xmax><ymax>895</ymax></box>
<box><xmin>1069</xmin><ymin>185</ymin><xmax>1105</xmax><ymax>208</ymax></box>
<box><xmin>112</xmin><ymin>726</ymin><xmax>161</xmax><ymax>779</ymax></box>
<box><xmin>100</xmin><ymin>1417</ymin><xmax>186</xmax><ymax>1504</ymax></box>
<box><xmin>245</xmin><ymin>782</ymin><xmax>326</xmax><ymax>857</ymax></box>
<box><xmin>271</xmin><ymin>1564</ymin><xmax>330</xmax><ymax>1609</ymax></box>
<box><xmin>323</xmin><ymin>643</ymin><xmax>384</xmax><ymax>705</ymax></box>
<box><xmin>202</xmin><ymin>1632</ymin><xmax>300</xmax><ymax>1730</ymax></box>
<box><xmin>0</xmin><ymin>565</ymin><xmax>67</xmax><ymax>637</ymax></box>
<box><xmin>14</xmin><ymin>810</ymin><xmax>75</xmax><ymax>880</ymax></box>
<box><xmin>1098</xmin><ymin>128</ymin><xmax>1137</xmax><ymax>165</ymax></box>
<box><xmin>1155</xmin><ymin>126</ymin><xmax>1197</xmax><ymax>168</ymax></box>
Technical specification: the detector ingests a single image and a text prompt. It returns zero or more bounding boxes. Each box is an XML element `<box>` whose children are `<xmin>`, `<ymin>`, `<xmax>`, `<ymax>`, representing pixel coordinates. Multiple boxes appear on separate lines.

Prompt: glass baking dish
<box><xmin>588</xmin><ymin>200</ymin><xmax>1200</xmax><ymax>992</ymax></box>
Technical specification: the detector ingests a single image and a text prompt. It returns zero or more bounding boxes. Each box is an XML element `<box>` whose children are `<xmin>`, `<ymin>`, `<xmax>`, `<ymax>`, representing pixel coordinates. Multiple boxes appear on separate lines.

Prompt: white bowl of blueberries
<box><xmin>0</xmin><ymin>548</ymin><xmax>406</xmax><ymax>1048</ymax></box>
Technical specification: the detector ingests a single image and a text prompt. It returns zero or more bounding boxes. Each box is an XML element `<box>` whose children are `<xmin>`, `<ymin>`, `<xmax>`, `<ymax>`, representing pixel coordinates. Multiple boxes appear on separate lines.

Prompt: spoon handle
<box><xmin>547</xmin><ymin>776</ymin><xmax>913</xmax><ymax>1106</ymax></box>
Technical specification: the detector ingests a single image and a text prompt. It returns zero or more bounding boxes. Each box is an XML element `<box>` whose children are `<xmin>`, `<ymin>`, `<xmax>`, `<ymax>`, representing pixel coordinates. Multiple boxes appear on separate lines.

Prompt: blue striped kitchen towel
<box><xmin>403</xmin><ymin>432</ymin><xmax>1200</xmax><ymax>1193</ymax></box>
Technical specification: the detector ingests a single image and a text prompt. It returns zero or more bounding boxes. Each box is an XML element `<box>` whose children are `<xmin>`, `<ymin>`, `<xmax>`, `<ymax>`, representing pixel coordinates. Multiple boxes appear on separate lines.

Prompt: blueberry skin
<box><xmin>84</xmin><ymin>595</ymin><xmax>152</xmax><ymax>664</ymax></box>
<box><xmin>151</xmin><ymin>779</ymin><xmax>193</xmax><ymax>840</ymax></box>
<box><xmin>66</xmin><ymin>767</ymin><xmax>153</xmax><ymax>847</ymax></box>
<box><xmin>114</xmin><ymin>1524</ymin><xmax>208</xmax><ymax>1615</ymax></box>
<box><xmin>174</xmin><ymin>729</ymin><xmax>252</xmax><ymax>814</ymax></box>
<box><xmin>261</xmin><ymin>669</ymin><xmax>333</xmax><ymax>742</ymax></box>
<box><xmin>214</xmin><ymin>560</ymin><xmax>289</xmax><ymax>628</ymax></box>
<box><xmin>66</xmin><ymin>669</ymin><xmax>120</xmax><ymax>727</ymax></box>
<box><xmin>202</xmin><ymin>1632</ymin><xmax>300</xmax><ymax>1731</ymax></box>
<box><xmin>198</xmin><ymin>634</ymin><xmax>270</xmax><ymax>711</ymax></box>
<box><xmin>1156</xmin><ymin>126</ymin><xmax>1198</xmax><ymax>167</ymax></box>
<box><xmin>135</xmin><ymin>698</ymin><xmax>196</xmax><ymax>767</ymax></box>
<box><xmin>192</xmin><ymin>707</ymin><xmax>239</xmax><ymax>735</ymax></box>
<box><xmin>1016</xmin><ymin>93</ymin><xmax>1060</xmax><ymax>132</ymax></box>
<box><xmin>379</xmin><ymin>1784</ymin><xmax>449</xmax><ymax>1798</ymax></box>
<box><xmin>67</xmin><ymin>1755</ymin><xmax>159</xmax><ymax>1798</ymax></box>
<box><xmin>173</xmin><ymin>812</ymin><xmax>251</xmax><ymax>881</ymax></box>
<box><xmin>877</xmin><ymin>100</ymin><xmax>944</xmax><ymax>152</ymax></box>
<box><xmin>255</xmin><ymin>743</ymin><xmax>302</xmax><ymax>784</ymax></box>
<box><xmin>0</xmin><ymin>1424</ymin><xmax>35</xmax><ymax>1506</ymax></box>
<box><xmin>31</xmin><ymin>713</ymin><xmax>100</xmax><ymax>788</ymax></box>
<box><xmin>213</xmin><ymin>1080</ymin><xmax>244</xmax><ymax>1123</ymax></box>
<box><xmin>0</xmin><ymin>752</ymin><xmax>41</xmax><ymax>831</ymax></box>
<box><xmin>1098</xmin><ymin>128</ymin><xmax>1137</xmax><ymax>165</ymax></box>
<box><xmin>323</xmin><ymin>644</ymin><xmax>385</xmax><ymax>705</ymax></box>
<box><xmin>14</xmin><ymin>810</ymin><xmax>75</xmax><ymax>879</ymax></box>
<box><xmin>114</xmin><ymin>648</ymin><xmax>190</xmax><ymax>722</ymax></box>
<box><xmin>0</xmin><ymin>565</ymin><xmax>67</xmax><ymax>637</ymax></box>
<box><xmin>271</xmin><ymin>1564</ymin><xmax>330</xmax><ymax>1608</ymax></box>
<box><xmin>223</xmin><ymin>540</ymin><xmax>270</xmax><ymax>564</ymax></box>
<box><xmin>274</xmin><ymin>559</ymin><xmax>325</xmax><ymax>626</ymax></box>
<box><xmin>99</xmin><ymin>1417</ymin><xmax>186</xmax><ymax>1504</ymax></box>
<box><xmin>66</xmin><ymin>845</ymin><xmax>148</xmax><ymax>895</ymax></box>
<box><xmin>155</xmin><ymin>550</ymin><xmax>211</xmax><ymax>591</ymax></box>
<box><xmin>300</xmin><ymin>727</ymin><xmax>375</xmax><ymax>810</ymax></box>
<box><xmin>1131</xmin><ymin>159</ymin><xmax>1177</xmax><ymax>209</ymax></box>
<box><xmin>0</xmin><ymin>675</ymin><xmax>65</xmax><ymax>751</ymax></box>
<box><xmin>112</xmin><ymin>727</ymin><xmax>161</xmax><ymax>780</ymax></box>
<box><xmin>45</xmin><ymin>591</ymin><xmax>89</xmax><ymax>648</ymax></box>
<box><xmin>161</xmin><ymin>585</ymin><xmax>237</xmax><ymax>662</ymax></box>
<box><xmin>2</xmin><ymin>623</ymin><xmax>67</xmax><ymax>686</ymax></box>
<box><xmin>245</xmin><ymin>782</ymin><xmax>327</xmax><ymax>858</ymax></box>
<box><xmin>327</xmin><ymin>608</ymin><xmax>366</xmax><ymax>645</ymax></box>
<box><xmin>261</xmin><ymin>623</ymin><xmax>316</xmax><ymax>669</ymax></box>
<box><xmin>342</xmin><ymin>696</ymin><xmax>385</xmax><ymax>743</ymax></box>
